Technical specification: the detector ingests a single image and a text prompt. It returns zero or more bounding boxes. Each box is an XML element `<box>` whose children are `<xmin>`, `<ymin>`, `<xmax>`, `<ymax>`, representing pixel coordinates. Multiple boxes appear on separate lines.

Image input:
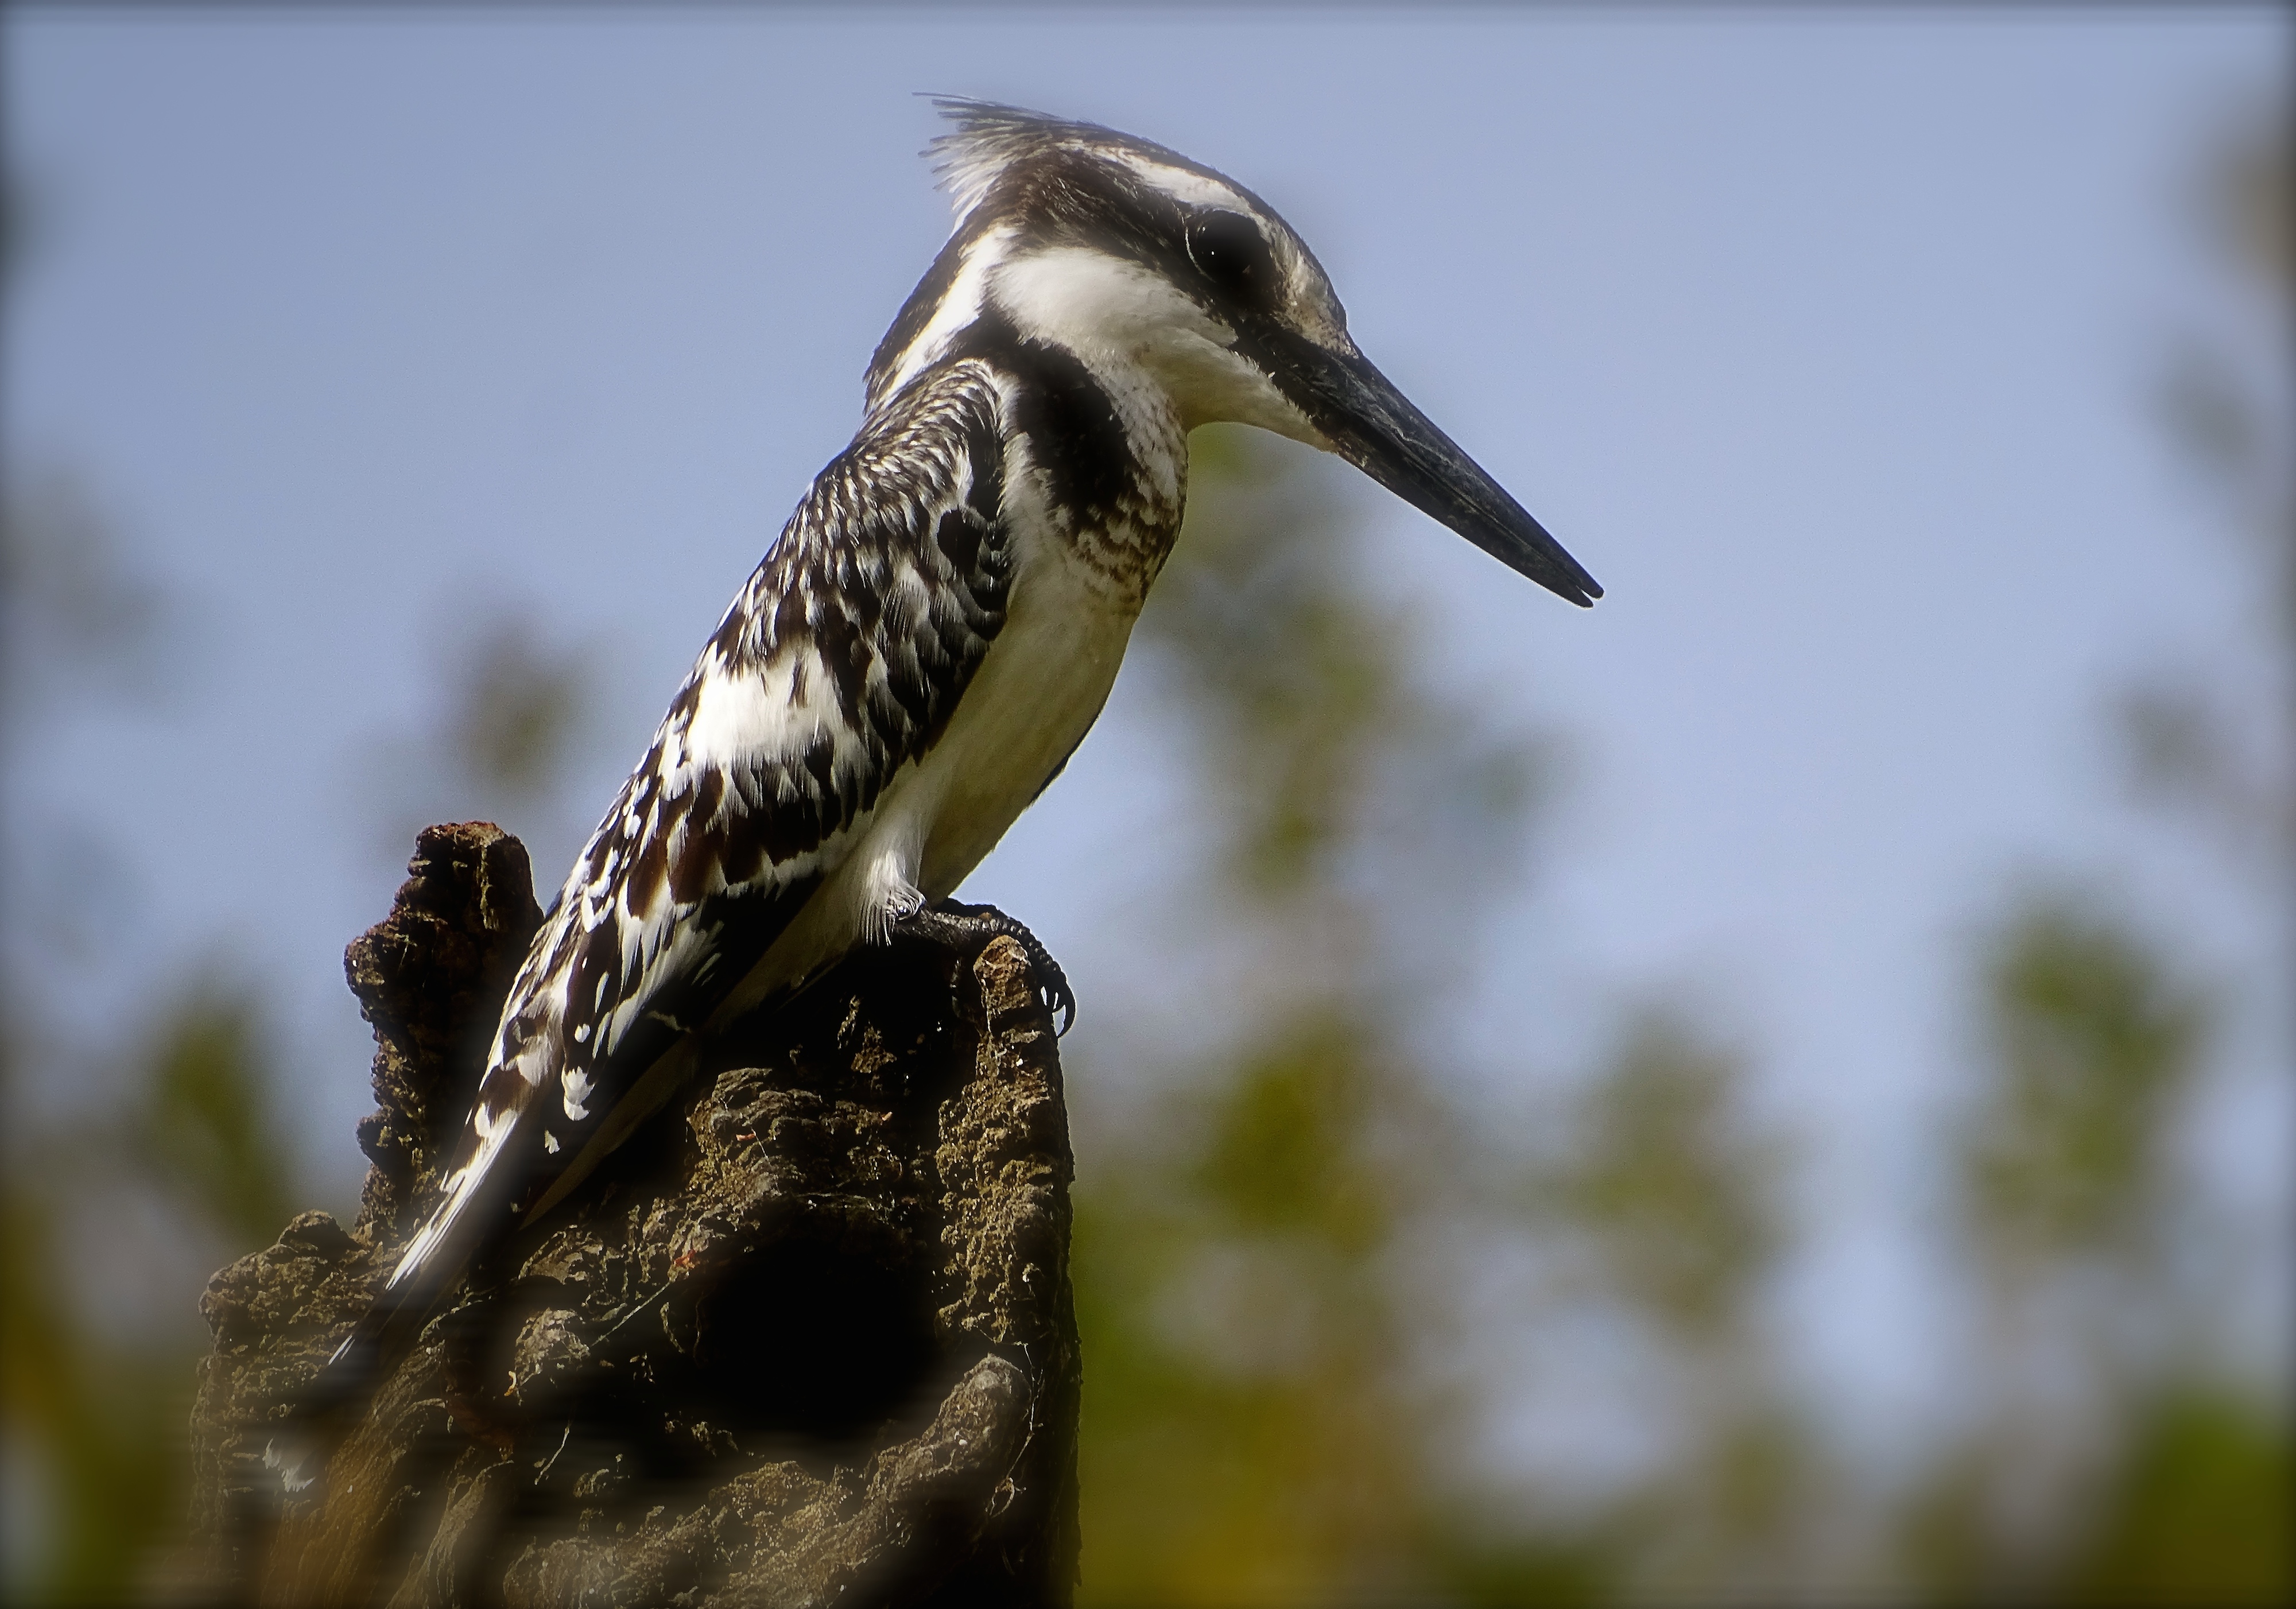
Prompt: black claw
<box><xmin>890</xmin><ymin>901</ymin><xmax>1075</xmax><ymax>1036</ymax></box>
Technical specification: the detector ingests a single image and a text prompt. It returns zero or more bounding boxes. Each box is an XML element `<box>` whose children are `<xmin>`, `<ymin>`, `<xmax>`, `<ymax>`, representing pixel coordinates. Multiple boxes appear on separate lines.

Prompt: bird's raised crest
<box><xmin>925</xmin><ymin>98</ymin><xmax>1119</xmax><ymax>221</ymax></box>
<box><xmin>924</xmin><ymin>96</ymin><xmax>1247</xmax><ymax>227</ymax></box>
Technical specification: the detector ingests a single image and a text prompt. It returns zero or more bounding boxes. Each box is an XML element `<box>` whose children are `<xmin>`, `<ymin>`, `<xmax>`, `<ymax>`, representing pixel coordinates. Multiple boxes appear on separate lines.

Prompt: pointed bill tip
<box><xmin>1249</xmin><ymin>329</ymin><xmax>1600</xmax><ymax>611</ymax></box>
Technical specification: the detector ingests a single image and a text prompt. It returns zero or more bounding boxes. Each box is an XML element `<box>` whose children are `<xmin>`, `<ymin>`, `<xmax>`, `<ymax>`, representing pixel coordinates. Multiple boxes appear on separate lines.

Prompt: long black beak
<box><xmin>1256</xmin><ymin>328</ymin><xmax>1600</xmax><ymax>607</ymax></box>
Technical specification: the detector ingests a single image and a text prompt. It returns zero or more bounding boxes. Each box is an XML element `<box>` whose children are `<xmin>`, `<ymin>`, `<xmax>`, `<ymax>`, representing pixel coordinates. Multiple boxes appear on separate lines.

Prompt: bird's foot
<box><xmin>890</xmin><ymin>900</ymin><xmax>1076</xmax><ymax>1036</ymax></box>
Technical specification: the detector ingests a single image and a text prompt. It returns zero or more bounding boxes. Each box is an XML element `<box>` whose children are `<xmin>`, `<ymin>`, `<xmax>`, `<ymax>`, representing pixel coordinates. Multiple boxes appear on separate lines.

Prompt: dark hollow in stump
<box><xmin>184</xmin><ymin>823</ymin><xmax>1081</xmax><ymax>1608</ymax></box>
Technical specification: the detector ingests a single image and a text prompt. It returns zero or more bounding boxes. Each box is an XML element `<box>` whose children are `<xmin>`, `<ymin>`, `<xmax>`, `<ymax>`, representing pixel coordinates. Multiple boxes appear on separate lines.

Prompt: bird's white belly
<box><xmin>706</xmin><ymin>549</ymin><xmax>1137</xmax><ymax>1028</ymax></box>
<box><xmin>912</xmin><ymin>573</ymin><xmax>1135</xmax><ymax>900</ymax></box>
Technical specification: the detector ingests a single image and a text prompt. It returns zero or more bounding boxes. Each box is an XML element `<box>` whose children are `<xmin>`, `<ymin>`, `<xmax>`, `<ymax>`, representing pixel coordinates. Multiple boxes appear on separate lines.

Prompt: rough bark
<box><xmin>183</xmin><ymin>822</ymin><xmax>1081</xmax><ymax>1608</ymax></box>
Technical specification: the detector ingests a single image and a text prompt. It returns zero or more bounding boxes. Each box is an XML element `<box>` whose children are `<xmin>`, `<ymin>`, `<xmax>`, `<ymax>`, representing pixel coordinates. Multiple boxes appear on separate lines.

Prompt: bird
<box><xmin>305</xmin><ymin>98</ymin><xmax>1600</xmax><ymax>1439</ymax></box>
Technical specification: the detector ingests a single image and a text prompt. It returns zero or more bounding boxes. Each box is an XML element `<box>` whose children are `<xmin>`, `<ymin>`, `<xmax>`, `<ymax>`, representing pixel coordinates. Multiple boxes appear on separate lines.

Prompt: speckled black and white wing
<box><xmin>378</xmin><ymin>358</ymin><xmax>1013</xmax><ymax>1317</ymax></box>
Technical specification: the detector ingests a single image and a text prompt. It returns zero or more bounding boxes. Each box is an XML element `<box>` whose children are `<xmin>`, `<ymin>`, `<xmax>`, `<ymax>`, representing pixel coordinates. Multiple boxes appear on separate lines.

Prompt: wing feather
<box><xmin>381</xmin><ymin>359</ymin><xmax>1012</xmax><ymax>1307</ymax></box>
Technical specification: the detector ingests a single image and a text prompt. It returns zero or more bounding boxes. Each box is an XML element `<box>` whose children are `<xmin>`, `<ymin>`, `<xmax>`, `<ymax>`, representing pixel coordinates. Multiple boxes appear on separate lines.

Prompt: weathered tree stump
<box><xmin>184</xmin><ymin>823</ymin><xmax>1081</xmax><ymax>1607</ymax></box>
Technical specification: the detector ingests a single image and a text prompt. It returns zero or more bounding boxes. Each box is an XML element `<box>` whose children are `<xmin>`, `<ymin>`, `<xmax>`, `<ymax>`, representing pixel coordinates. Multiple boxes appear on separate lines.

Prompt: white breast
<box><xmin>910</xmin><ymin>541</ymin><xmax>1138</xmax><ymax>897</ymax></box>
<box><xmin>704</xmin><ymin>515</ymin><xmax>1140</xmax><ymax>1027</ymax></box>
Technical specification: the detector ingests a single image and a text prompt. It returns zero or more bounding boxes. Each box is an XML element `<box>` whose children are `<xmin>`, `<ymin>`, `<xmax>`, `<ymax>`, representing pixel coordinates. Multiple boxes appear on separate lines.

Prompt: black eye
<box><xmin>1185</xmin><ymin>210</ymin><xmax>1274</xmax><ymax>303</ymax></box>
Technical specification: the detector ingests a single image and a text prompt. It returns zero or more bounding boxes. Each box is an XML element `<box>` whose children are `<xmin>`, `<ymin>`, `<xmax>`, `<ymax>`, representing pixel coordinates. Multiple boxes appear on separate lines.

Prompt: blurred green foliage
<box><xmin>2</xmin><ymin>453</ymin><xmax>296</xmax><ymax>1600</ymax></box>
<box><xmin>366</xmin><ymin>606</ymin><xmax>600</xmax><ymax>876</ymax></box>
<box><xmin>0</xmin><ymin>972</ymin><xmax>293</xmax><ymax>1600</ymax></box>
<box><xmin>133</xmin><ymin>989</ymin><xmax>300</xmax><ymax>1256</ymax></box>
<box><xmin>1963</xmin><ymin>899</ymin><xmax>2206</xmax><ymax>1265</ymax></box>
<box><xmin>1901</xmin><ymin>897</ymin><xmax>2260</xmax><ymax>1602</ymax></box>
<box><xmin>2066</xmin><ymin>1387</ymin><xmax>2293</xmax><ymax>1604</ymax></box>
<box><xmin>2</xmin><ymin>1191</ymin><xmax>191</xmax><ymax>1603</ymax></box>
<box><xmin>1070</xmin><ymin>424</ymin><xmax>1511</xmax><ymax>1603</ymax></box>
<box><xmin>446</xmin><ymin>625</ymin><xmax>590</xmax><ymax>805</ymax></box>
<box><xmin>1901</xmin><ymin>94</ymin><xmax>2291</xmax><ymax>1608</ymax></box>
<box><xmin>1556</xmin><ymin>1013</ymin><xmax>1781</xmax><ymax>1337</ymax></box>
<box><xmin>1068</xmin><ymin>427</ymin><xmax>1807</xmax><ymax>1603</ymax></box>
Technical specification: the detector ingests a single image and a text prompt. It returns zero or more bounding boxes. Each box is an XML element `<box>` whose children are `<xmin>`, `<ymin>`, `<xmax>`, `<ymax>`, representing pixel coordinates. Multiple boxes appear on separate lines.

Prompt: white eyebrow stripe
<box><xmin>1108</xmin><ymin>152</ymin><xmax>1249</xmax><ymax>213</ymax></box>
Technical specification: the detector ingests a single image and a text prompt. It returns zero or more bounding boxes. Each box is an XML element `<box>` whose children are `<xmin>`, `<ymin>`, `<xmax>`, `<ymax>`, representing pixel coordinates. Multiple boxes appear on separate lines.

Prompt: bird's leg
<box><xmin>889</xmin><ymin>899</ymin><xmax>1076</xmax><ymax>1035</ymax></box>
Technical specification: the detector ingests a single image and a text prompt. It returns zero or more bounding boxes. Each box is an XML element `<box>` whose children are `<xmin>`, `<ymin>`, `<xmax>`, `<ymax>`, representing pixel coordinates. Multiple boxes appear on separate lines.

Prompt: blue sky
<box><xmin>6</xmin><ymin>9</ymin><xmax>2286</xmax><ymax>1475</ymax></box>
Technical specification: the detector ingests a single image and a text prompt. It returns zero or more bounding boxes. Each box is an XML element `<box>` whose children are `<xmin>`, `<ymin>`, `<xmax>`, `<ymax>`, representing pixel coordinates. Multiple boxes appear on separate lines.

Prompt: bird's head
<box><xmin>866</xmin><ymin>100</ymin><xmax>1599</xmax><ymax>607</ymax></box>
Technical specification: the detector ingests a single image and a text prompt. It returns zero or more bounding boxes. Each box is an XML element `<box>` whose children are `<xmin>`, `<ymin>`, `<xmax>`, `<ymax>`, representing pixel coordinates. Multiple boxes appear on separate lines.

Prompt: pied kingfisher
<box><xmin>320</xmin><ymin>99</ymin><xmax>1600</xmax><ymax>1412</ymax></box>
